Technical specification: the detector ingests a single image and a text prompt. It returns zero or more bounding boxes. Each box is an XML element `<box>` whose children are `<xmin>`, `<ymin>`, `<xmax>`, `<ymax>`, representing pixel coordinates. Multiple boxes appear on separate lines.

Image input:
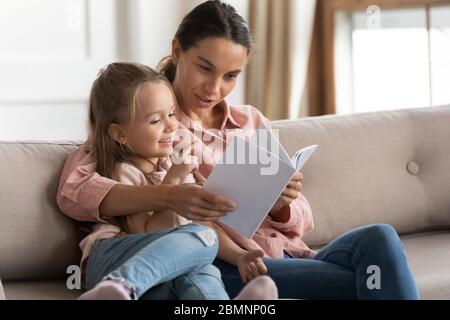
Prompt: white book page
<box><xmin>251</xmin><ymin>122</ymin><xmax>292</xmax><ymax>166</ymax></box>
<box><xmin>254</xmin><ymin>122</ymin><xmax>318</xmax><ymax>170</ymax></box>
<box><xmin>204</xmin><ymin>135</ymin><xmax>296</xmax><ymax>238</ymax></box>
<box><xmin>291</xmin><ymin>144</ymin><xmax>318</xmax><ymax>170</ymax></box>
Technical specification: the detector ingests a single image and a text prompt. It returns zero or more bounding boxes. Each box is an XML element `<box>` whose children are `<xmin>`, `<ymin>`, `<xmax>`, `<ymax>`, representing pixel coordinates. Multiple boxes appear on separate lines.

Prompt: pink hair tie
<box><xmin>97</xmin><ymin>64</ymin><xmax>109</xmax><ymax>77</ymax></box>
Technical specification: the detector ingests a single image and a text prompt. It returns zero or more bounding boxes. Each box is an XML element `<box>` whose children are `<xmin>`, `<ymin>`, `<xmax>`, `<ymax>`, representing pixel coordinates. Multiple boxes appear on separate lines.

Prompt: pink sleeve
<box><xmin>267</xmin><ymin>193</ymin><xmax>315</xmax><ymax>238</ymax></box>
<box><xmin>56</xmin><ymin>142</ymin><xmax>118</xmax><ymax>222</ymax></box>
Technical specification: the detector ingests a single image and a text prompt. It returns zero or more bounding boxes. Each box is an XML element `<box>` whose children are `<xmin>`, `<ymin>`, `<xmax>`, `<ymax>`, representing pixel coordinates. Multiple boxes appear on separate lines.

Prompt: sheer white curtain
<box><xmin>246</xmin><ymin>0</ymin><xmax>316</xmax><ymax>120</ymax></box>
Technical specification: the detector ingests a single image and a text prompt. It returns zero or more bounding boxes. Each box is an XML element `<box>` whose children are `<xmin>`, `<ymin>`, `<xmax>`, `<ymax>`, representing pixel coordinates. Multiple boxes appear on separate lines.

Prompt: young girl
<box><xmin>77</xmin><ymin>62</ymin><xmax>277</xmax><ymax>300</ymax></box>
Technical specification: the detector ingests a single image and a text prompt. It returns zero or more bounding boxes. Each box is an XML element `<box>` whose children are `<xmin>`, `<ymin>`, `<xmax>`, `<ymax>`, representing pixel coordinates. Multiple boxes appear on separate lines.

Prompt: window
<box><xmin>308</xmin><ymin>0</ymin><xmax>450</xmax><ymax>116</ymax></box>
<box><xmin>335</xmin><ymin>5</ymin><xmax>450</xmax><ymax>114</ymax></box>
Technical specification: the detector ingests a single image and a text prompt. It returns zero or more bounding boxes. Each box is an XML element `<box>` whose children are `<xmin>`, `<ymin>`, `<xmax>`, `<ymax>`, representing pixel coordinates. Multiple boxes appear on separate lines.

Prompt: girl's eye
<box><xmin>169</xmin><ymin>113</ymin><xmax>175</xmax><ymax>118</ymax></box>
<box><xmin>150</xmin><ymin>120</ymin><xmax>160</xmax><ymax>125</ymax></box>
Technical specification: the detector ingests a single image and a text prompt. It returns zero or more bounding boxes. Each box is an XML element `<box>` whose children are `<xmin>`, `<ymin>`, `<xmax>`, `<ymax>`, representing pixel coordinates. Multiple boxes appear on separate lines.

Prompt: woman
<box><xmin>58</xmin><ymin>0</ymin><xmax>418</xmax><ymax>299</ymax></box>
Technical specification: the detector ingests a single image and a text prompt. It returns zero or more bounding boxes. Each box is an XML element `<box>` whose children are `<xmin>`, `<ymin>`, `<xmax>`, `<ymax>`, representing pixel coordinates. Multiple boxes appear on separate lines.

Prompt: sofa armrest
<box><xmin>0</xmin><ymin>279</ymin><xmax>5</xmax><ymax>300</ymax></box>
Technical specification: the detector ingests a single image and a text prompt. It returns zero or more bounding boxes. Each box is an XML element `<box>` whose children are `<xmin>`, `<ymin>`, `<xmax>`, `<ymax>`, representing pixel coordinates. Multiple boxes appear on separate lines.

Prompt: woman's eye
<box><xmin>199</xmin><ymin>65</ymin><xmax>210</xmax><ymax>72</ymax></box>
<box><xmin>150</xmin><ymin>120</ymin><xmax>160</xmax><ymax>124</ymax></box>
<box><xmin>227</xmin><ymin>74</ymin><xmax>238</xmax><ymax>81</ymax></box>
<box><xmin>169</xmin><ymin>113</ymin><xmax>175</xmax><ymax>118</ymax></box>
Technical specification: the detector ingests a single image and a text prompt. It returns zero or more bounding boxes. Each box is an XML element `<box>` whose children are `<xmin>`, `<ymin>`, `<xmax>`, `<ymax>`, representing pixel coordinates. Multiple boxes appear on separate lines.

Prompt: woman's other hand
<box><xmin>269</xmin><ymin>171</ymin><xmax>303</xmax><ymax>219</ymax></box>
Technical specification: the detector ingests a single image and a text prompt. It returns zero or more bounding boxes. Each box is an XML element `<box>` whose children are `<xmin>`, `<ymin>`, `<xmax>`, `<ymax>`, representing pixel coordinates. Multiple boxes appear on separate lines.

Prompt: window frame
<box><xmin>309</xmin><ymin>0</ymin><xmax>450</xmax><ymax>115</ymax></box>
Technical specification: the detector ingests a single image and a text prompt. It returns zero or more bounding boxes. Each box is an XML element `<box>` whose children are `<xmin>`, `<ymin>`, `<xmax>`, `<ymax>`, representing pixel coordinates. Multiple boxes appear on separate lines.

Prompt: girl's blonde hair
<box><xmin>89</xmin><ymin>62</ymin><xmax>171</xmax><ymax>179</ymax></box>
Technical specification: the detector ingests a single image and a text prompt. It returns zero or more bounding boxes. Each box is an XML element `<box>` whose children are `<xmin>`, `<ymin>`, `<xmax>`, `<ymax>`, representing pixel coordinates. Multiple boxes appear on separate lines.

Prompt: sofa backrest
<box><xmin>273</xmin><ymin>105</ymin><xmax>450</xmax><ymax>247</ymax></box>
<box><xmin>2</xmin><ymin>106</ymin><xmax>450</xmax><ymax>280</ymax></box>
<box><xmin>0</xmin><ymin>141</ymin><xmax>81</xmax><ymax>280</ymax></box>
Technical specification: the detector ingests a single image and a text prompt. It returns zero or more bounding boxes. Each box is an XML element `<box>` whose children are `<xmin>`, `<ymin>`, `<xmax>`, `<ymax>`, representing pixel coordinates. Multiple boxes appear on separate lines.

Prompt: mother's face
<box><xmin>171</xmin><ymin>36</ymin><xmax>248</xmax><ymax>113</ymax></box>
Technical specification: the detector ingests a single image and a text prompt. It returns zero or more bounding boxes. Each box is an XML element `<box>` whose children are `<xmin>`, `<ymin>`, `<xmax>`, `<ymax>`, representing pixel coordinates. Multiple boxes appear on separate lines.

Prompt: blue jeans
<box><xmin>214</xmin><ymin>224</ymin><xmax>419</xmax><ymax>300</ymax></box>
<box><xmin>85</xmin><ymin>223</ymin><xmax>229</xmax><ymax>300</ymax></box>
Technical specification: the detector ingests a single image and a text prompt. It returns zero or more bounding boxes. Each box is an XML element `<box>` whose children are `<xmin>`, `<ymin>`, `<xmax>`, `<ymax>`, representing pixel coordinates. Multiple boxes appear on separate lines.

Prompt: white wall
<box><xmin>0</xmin><ymin>0</ymin><xmax>248</xmax><ymax>141</ymax></box>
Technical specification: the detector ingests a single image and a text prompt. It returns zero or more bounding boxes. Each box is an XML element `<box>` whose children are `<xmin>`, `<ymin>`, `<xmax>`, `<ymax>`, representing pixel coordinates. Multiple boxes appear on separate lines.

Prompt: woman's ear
<box><xmin>108</xmin><ymin>123</ymin><xmax>126</xmax><ymax>144</ymax></box>
<box><xmin>172</xmin><ymin>38</ymin><xmax>182</xmax><ymax>65</ymax></box>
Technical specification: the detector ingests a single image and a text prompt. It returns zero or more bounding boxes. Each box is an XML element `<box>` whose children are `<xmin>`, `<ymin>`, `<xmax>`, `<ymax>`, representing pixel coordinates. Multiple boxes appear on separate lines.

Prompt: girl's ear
<box><xmin>172</xmin><ymin>38</ymin><xmax>182</xmax><ymax>65</ymax></box>
<box><xmin>108</xmin><ymin>123</ymin><xmax>126</xmax><ymax>144</ymax></box>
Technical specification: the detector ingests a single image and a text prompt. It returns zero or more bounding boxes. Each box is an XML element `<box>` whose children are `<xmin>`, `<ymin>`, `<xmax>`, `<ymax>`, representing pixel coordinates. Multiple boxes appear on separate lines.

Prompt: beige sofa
<box><xmin>1</xmin><ymin>105</ymin><xmax>449</xmax><ymax>300</ymax></box>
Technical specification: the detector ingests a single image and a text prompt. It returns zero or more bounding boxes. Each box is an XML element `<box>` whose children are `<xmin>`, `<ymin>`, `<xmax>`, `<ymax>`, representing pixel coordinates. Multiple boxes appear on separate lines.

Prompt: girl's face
<box><xmin>122</xmin><ymin>82</ymin><xmax>179</xmax><ymax>160</ymax></box>
<box><xmin>172</xmin><ymin>37</ymin><xmax>248</xmax><ymax>114</ymax></box>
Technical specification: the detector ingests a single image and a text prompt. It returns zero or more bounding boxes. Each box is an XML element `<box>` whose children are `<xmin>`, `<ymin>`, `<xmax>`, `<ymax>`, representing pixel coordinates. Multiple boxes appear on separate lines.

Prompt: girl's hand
<box><xmin>165</xmin><ymin>139</ymin><xmax>199</xmax><ymax>184</ymax></box>
<box><xmin>164</xmin><ymin>155</ymin><xmax>199</xmax><ymax>184</ymax></box>
<box><xmin>270</xmin><ymin>171</ymin><xmax>303</xmax><ymax>215</ymax></box>
<box><xmin>237</xmin><ymin>249</ymin><xmax>267</xmax><ymax>284</ymax></box>
<box><xmin>166</xmin><ymin>183</ymin><xmax>235</xmax><ymax>221</ymax></box>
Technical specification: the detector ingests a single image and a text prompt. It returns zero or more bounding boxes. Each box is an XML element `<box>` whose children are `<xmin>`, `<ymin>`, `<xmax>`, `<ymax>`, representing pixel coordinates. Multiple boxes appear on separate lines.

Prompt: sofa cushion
<box><xmin>3</xmin><ymin>231</ymin><xmax>448</xmax><ymax>300</ymax></box>
<box><xmin>0</xmin><ymin>141</ymin><xmax>81</xmax><ymax>280</ymax></box>
<box><xmin>402</xmin><ymin>231</ymin><xmax>450</xmax><ymax>300</ymax></box>
<box><xmin>273</xmin><ymin>105</ymin><xmax>450</xmax><ymax>246</ymax></box>
<box><xmin>2</xmin><ymin>279</ymin><xmax>80</xmax><ymax>300</ymax></box>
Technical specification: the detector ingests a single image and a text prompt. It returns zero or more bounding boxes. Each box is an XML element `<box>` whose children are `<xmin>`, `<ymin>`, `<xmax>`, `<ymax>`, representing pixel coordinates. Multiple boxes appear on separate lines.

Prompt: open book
<box><xmin>204</xmin><ymin>123</ymin><xmax>317</xmax><ymax>238</ymax></box>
